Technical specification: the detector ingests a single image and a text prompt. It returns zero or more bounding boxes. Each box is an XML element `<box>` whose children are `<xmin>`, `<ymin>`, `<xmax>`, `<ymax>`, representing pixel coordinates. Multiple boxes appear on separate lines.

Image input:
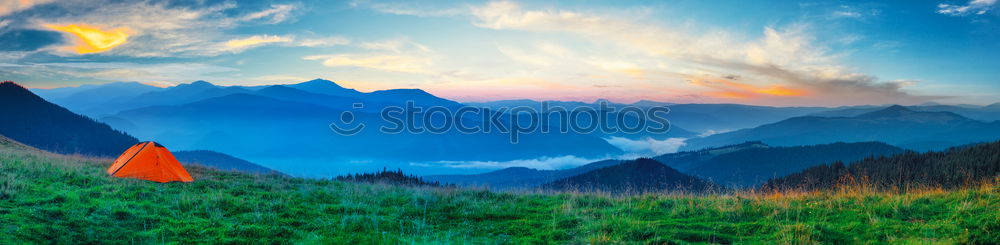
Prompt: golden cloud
<box><xmin>45</xmin><ymin>24</ymin><xmax>130</xmax><ymax>54</ymax></box>
<box><xmin>690</xmin><ymin>76</ymin><xmax>809</xmax><ymax>99</ymax></box>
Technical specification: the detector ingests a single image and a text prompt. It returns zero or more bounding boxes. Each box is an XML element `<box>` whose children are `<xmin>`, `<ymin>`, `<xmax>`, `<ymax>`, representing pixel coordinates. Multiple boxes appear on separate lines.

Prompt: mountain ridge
<box><xmin>541</xmin><ymin>158</ymin><xmax>715</xmax><ymax>194</ymax></box>
<box><xmin>682</xmin><ymin>105</ymin><xmax>1000</xmax><ymax>151</ymax></box>
<box><xmin>425</xmin><ymin>160</ymin><xmax>623</xmax><ymax>189</ymax></box>
<box><xmin>0</xmin><ymin>81</ymin><xmax>140</xmax><ymax>156</ymax></box>
<box><xmin>763</xmin><ymin>140</ymin><xmax>1000</xmax><ymax>191</ymax></box>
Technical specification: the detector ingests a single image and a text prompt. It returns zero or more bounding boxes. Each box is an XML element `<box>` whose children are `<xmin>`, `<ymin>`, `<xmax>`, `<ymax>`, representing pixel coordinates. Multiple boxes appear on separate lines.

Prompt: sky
<box><xmin>0</xmin><ymin>0</ymin><xmax>998</xmax><ymax>106</ymax></box>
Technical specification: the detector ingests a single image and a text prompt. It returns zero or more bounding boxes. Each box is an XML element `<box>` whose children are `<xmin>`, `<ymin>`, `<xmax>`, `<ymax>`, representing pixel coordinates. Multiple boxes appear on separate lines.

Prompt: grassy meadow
<box><xmin>1</xmin><ymin>139</ymin><xmax>997</xmax><ymax>244</ymax></box>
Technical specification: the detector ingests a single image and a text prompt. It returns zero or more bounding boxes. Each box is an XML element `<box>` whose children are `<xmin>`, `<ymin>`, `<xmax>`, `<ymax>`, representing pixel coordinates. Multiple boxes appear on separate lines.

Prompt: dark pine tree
<box><xmin>334</xmin><ymin>167</ymin><xmax>449</xmax><ymax>187</ymax></box>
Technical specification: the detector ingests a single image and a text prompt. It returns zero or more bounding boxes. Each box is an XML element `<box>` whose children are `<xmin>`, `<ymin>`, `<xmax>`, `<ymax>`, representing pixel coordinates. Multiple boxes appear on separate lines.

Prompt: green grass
<box><xmin>1</xmin><ymin>140</ymin><xmax>997</xmax><ymax>244</ymax></box>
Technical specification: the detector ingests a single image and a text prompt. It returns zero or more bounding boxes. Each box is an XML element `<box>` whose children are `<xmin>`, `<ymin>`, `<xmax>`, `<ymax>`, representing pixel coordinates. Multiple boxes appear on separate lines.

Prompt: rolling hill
<box><xmin>172</xmin><ymin>150</ymin><xmax>280</xmax><ymax>175</ymax></box>
<box><xmin>430</xmin><ymin>141</ymin><xmax>904</xmax><ymax>189</ymax></box>
<box><xmin>424</xmin><ymin>160</ymin><xmax>623</xmax><ymax>189</ymax></box>
<box><xmin>682</xmin><ymin>105</ymin><xmax>1000</xmax><ymax>152</ymax></box>
<box><xmin>810</xmin><ymin>104</ymin><xmax>1000</xmax><ymax>122</ymax></box>
<box><xmin>287</xmin><ymin>78</ymin><xmax>363</xmax><ymax>97</ymax></box>
<box><xmin>541</xmin><ymin>158</ymin><xmax>715</xmax><ymax>194</ymax></box>
<box><xmin>667</xmin><ymin>142</ymin><xmax>906</xmax><ymax>187</ymax></box>
<box><xmin>763</xmin><ymin>141</ymin><xmax>1000</xmax><ymax>191</ymax></box>
<box><xmin>652</xmin><ymin>141</ymin><xmax>771</xmax><ymax>172</ymax></box>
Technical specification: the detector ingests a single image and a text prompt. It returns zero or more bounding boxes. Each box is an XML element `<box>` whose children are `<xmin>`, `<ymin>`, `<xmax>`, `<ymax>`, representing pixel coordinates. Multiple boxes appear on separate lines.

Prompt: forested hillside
<box><xmin>684</xmin><ymin>142</ymin><xmax>905</xmax><ymax>187</ymax></box>
<box><xmin>0</xmin><ymin>81</ymin><xmax>139</xmax><ymax>156</ymax></box>
<box><xmin>543</xmin><ymin>158</ymin><xmax>715</xmax><ymax>194</ymax></box>
<box><xmin>764</xmin><ymin>141</ymin><xmax>1000</xmax><ymax>191</ymax></box>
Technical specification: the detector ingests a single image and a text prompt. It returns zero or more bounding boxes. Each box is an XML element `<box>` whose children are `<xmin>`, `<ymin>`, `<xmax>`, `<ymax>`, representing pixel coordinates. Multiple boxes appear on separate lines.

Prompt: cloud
<box><xmin>238</xmin><ymin>4</ymin><xmax>298</xmax><ymax>24</ymax></box>
<box><xmin>831</xmin><ymin>10</ymin><xmax>862</xmax><ymax>18</ymax></box>
<box><xmin>688</xmin><ymin>75</ymin><xmax>809</xmax><ymax>99</ymax></box>
<box><xmin>496</xmin><ymin>45</ymin><xmax>560</xmax><ymax>67</ymax></box>
<box><xmin>828</xmin><ymin>5</ymin><xmax>878</xmax><ymax>20</ymax></box>
<box><xmin>0</xmin><ymin>62</ymin><xmax>239</xmax><ymax>86</ymax></box>
<box><xmin>13</xmin><ymin>1</ymin><xmax>300</xmax><ymax>57</ymax></box>
<box><xmin>938</xmin><ymin>0</ymin><xmax>996</xmax><ymax>16</ymax></box>
<box><xmin>467</xmin><ymin>1</ymin><xmax>935</xmax><ymax>106</ymax></box>
<box><xmin>359</xmin><ymin>38</ymin><xmax>431</xmax><ymax>53</ymax></box>
<box><xmin>303</xmin><ymin>54</ymin><xmax>433</xmax><ymax>74</ymax></box>
<box><xmin>304</xmin><ymin>38</ymin><xmax>436</xmax><ymax>74</ymax></box>
<box><xmin>0</xmin><ymin>29</ymin><xmax>63</xmax><ymax>52</ymax></box>
<box><xmin>415</xmin><ymin>155</ymin><xmax>601</xmax><ymax>170</ymax></box>
<box><xmin>837</xmin><ymin>34</ymin><xmax>863</xmax><ymax>45</ymax></box>
<box><xmin>223</xmin><ymin>35</ymin><xmax>294</xmax><ymax>52</ymax></box>
<box><xmin>350</xmin><ymin>0</ymin><xmax>466</xmax><ymax>17</ymax></box>
<box><xmin>297</xmin><ymin>36</ymin><xmax>351</xmax><ymax>47</ymax></box>
<box><xmin>0</xmin><ymin>0</ymin><xmax>56</xmax><ymax>16</ymax></box>
<box><xmin>414</xmin><ymin>137</ymin><xmax>687</xmax><ymax>170</ymax></box>
<box><xmin>604</xmin><ymin>137</ymin><xmax>686</xmax><ymax>155</ymax></box>
<box><xmin>43</xmin><ymin>24</ymin><xmax>131</xmax><ymax>54</ymax></box>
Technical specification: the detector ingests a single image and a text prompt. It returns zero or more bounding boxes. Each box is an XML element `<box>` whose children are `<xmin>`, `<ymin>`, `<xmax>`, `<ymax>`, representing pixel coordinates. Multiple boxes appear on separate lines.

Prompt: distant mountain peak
<box><xmin>1</xmin><ymin>80</ymin><xmax>24</xmax><ymax>89</ymax></box>
<box><xmin>856</xmin><ymin>105</ymin><xmax>969</xmax><ymax>122</ymax></box>
<box><xmin>592</xmin><ymin>98</ymin><xmax>613</xmax><ymax>104</ymax></box>
<box><xmin>542</xmin><ymin>158</ymin><xmax>713</xmax><ymax>193</ymax></box>
<box><xmin>496</xmin><ymin>99</ymin><xmax>539</xmax><ymax>103</ymax></box>
<box><xmin>259</xmin><ymin>84</ymin><xmax>294</xmax><ymax>91</ymax></box>
<box><xmin>288</xmin><ymin>78</ymin><xmax>359</xmax><ymax>97</ymax></box>
<box><xmin>857</xmin><ymin>105</ymin><xmax>914</xmax><ymax>118</ymax></box>
<box><xmin>0</xmin><ymin>80</ymin><xmax>41</xmax><ymax>101</ymax></box>
<box><xmin>298</xmin><ymin>78</ymin><xmax>345</xmax><ymax>88</ymax></box>
<box><xmin>696</xmin><ymin>141</ymin><xmax>769</xmax><ymax>153</ymax></box>
<box><xmin>632</xmin><ymin>99</ymin><xmax>670</xmax><ymax>105</ymax></box>
<box><xmin>177</xmin><ymin>80</ymin><xmax>215</xmax><ymax>88</ymax></box>
<box><xmin>380</xmin><ymin>88</ymin><xmax>429</xmax><ymax>95</ymax></box>
<box><xmin>371</xmin><ymin>88</ymin><xmax>443</xmax><ymax>99</ymax></box>
<box><xmin>884</xmin><ymin>104</ymin><xmax>911</xmax><ymax>111</ymax></box>
<box><xmin>630</xmin><ymin>158</ymin><xmax>666</xmax><ymax>170</ymax></box>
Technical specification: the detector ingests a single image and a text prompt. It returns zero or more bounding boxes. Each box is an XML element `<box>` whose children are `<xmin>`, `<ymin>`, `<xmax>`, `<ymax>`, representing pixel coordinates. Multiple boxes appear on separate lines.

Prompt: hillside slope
<box><xmin>764</xmin><ymin>141</ymin><xmax>1000</xmax><ymax>191</ymax></box>
<box><xmin>172</xmin><ymin>150</ymin><xmax>280</xmax><ymax>175</ymax></box>
<box><xmin>0</xmin><ymin>81</ymin><xmax>139</xmax><ymax>156</ymax></box>
<box><xmin>653</xmin><ymin>141</ymin><xmax>772</xmax><ymax>172</ymax></box>
<box><xmin>542</xmin><ymin>158</ymin><xmax>715</xmax><ymax>194</ymax></box>
<box><xmin>425</xmin><ymin>160</ymin><xmax>622</xmax><ymax>189</ymax></box>
<box><xmin>0</xmin><ymin>140</ymin><xmax>996</xmax><ymax>243</ymax></box>
<box><xmin>810</xmin><ymin>104</ymin><xmax>1000</xmax><ymax>122</ymax></box>
<box><xmin>681</xmin><ymin>142</ymin><xmax>904</xmax><ymax>187</ymax></box>
<box><xmin>682</xmin><ymin>105</ymin><xmax>1000</xmax><ymax>151</ymax></box>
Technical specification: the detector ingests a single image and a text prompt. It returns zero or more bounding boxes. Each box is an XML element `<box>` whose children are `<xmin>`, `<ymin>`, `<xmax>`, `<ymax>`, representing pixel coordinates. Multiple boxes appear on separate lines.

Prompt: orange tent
<box><xmin>107</xmin><ymin>141</ymin><xmax>193</xmax><ymax>183</ymax></box>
